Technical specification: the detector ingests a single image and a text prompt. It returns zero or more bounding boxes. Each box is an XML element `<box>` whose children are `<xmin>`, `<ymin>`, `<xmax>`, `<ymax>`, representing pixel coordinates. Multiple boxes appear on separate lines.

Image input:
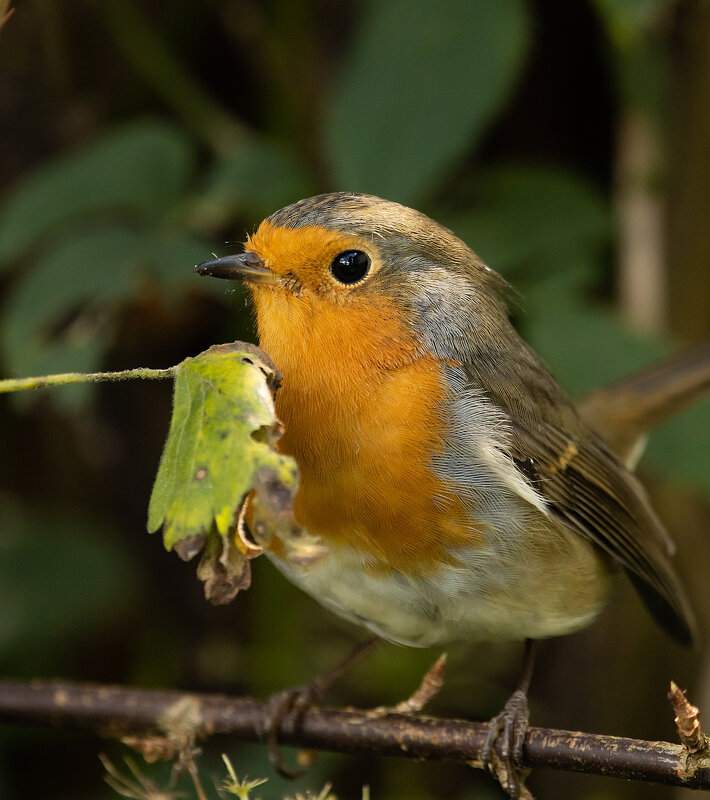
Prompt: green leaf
<box><xmin>198</xmin><ymin>140</ymin><xmax>316</xmax><ymax>226</ymax></box>
<box><xmin>148</xmin><ymin>343</ymin><xmax>296</xmax><ymax>546</ymax></box>
<box><xmin>442</xmin><ymin>165</ymin><xmax>610</xmax><ymax>277</ymax></box>
<box><xmin>0</xmin><ymin>119</ymin><xmax>195</xmax><ymax>265</ymax></box>
<box><xmin>148</xmin><ymin>343</ymin><xmax>299</xmax><ymax>603</ymax></box>
<box><xmin>325</xmin><ymin>0</ymin><xmax>530</xmax><ymax>203</ymax></box>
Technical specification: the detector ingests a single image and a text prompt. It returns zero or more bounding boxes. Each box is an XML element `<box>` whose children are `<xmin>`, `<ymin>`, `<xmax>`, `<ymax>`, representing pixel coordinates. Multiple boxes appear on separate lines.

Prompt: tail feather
<box><xmin>577</xmin><ymin>341</ymin><xmax>710</xmax><ymax>466</ymax></box>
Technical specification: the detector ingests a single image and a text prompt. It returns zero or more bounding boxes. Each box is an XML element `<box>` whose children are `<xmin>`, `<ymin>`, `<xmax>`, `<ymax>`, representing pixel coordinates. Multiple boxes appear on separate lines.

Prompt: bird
<box><xmin>195</xmin><ymin>192</ymin><xmax>705</xmax><ymax>796</ymax></box>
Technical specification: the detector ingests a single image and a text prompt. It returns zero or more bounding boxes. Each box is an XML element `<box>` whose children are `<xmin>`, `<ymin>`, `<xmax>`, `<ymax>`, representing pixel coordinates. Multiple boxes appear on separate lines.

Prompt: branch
<box><xmin>0</xmin><ymin>679</ymin><xmax>708</xmax><ymax>790</ymax></box>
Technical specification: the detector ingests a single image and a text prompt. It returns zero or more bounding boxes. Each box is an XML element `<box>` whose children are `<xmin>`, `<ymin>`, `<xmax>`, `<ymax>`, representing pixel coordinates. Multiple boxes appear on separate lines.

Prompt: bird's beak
<box><xmin>194</xmin><ymin>252</ymin><xmax>277</xmax><ymax>285</ymax></box>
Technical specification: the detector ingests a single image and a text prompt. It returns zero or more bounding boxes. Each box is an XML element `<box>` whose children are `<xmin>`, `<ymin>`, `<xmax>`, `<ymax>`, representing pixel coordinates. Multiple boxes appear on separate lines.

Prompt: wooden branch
<box><xmin>0</xmin><ymin>679</ymin><xmax>709</xmax><ymax>790</ymax></box>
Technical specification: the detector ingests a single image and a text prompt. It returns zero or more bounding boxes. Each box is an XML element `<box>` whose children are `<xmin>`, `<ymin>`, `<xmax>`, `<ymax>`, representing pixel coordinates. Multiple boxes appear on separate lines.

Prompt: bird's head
<box><xmin>196</xmin><ymin>192</ymin><xmax>512</xmax><ymax>373</ymax></box>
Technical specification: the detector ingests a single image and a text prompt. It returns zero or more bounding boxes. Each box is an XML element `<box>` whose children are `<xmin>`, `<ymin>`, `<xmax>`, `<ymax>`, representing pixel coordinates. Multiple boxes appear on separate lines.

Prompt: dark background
<box><xmin>1</xmin><ymin>1</ymin><xmax>709</xmax><ymax>798</ymax></box>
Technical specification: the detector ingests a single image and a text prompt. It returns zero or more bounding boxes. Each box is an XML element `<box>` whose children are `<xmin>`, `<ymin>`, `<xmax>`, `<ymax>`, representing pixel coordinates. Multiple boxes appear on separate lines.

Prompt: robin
<box><xmin>196</xmin><ymin>192</ymin><xmax>705</xmax><ymax>797</ymax></box>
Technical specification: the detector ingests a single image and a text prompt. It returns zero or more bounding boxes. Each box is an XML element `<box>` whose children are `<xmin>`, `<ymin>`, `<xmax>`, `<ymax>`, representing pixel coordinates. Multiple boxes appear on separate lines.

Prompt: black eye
<box><xmin>330</xmin><ymin>250</ymin><xmax>371</xmax><ymax>284</ymax></box>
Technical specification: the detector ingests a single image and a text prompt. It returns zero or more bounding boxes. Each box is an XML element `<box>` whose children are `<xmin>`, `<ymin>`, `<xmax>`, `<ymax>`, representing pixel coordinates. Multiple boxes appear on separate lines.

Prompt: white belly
<box><xmin>265</xmin><ymin>517</ymin><xmax>611</xmax><ymax>647</ymax></box>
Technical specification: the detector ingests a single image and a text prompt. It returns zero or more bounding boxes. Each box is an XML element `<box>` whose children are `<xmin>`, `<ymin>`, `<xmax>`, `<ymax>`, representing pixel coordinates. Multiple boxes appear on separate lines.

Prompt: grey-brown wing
<box><xmin>466</xmin><ymin>336</ymin><xmax>696</xmax><ymax>646</ymax></box>
<box><xmin>510</xmin><ymin>419</ymin><xmax>696</xmax><ymax>646</ymax></box>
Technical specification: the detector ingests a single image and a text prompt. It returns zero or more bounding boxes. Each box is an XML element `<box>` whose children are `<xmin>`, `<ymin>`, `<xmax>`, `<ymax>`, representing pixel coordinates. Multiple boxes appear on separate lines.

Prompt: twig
<box><xmin>0</xmin><ymin>366</ymin><xmax>177</xmax><ymax>394</ymax></box>
<box><xmin>0</xmin><ymin>679</ymin><xmax>708</xmax><ymax>790</ymax></box>
<box><xmin>669</xmin><ymin>681</ymin><xmax>710</xmax><ymax>756</ymax></box>
<box><xmin>392</xmin><ymin>653</ymin><xmax>447</xmax><ymax>714</ymax></box>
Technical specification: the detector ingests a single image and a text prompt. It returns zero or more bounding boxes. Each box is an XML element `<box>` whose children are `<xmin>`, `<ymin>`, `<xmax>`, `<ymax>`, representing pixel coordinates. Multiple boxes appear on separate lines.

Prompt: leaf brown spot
<box><xmin>254</xmin><ymin>467</ymin><xmax>295</xmax><ymax>513</ymax></box>
<box><xmin>173</xmin><ymin>533</ymin><xmax>207</xmax><ymax>561</ymax></box>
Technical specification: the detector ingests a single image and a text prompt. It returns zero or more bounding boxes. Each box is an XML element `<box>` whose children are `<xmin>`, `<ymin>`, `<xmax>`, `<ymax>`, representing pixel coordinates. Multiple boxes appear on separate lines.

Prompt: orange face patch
<box><xmin>246</xmin><ymin>220</ymin><xmax>379</xmax><ymax>294</ymax></box>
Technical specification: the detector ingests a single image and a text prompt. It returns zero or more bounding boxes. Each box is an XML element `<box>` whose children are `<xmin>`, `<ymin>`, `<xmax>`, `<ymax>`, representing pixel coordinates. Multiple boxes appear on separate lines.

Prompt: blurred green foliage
<box><xmin>1</xmin><ymin>1</ymin><xmax>709</xmax><ymax>799</ymax></box>
<box><xmin>325</xmin><ymin>0</ymin><xmax>530</xmax><ymax>202</ymax></box>
<box><xmin>0</xmin><ymin>121</ymin><xmax>210</xmax><ymax>387</ymax></box>
<box><xmin>0</xmin><ymin>497</ymin><xmax>140</xmax><ymax>669</ymax></box>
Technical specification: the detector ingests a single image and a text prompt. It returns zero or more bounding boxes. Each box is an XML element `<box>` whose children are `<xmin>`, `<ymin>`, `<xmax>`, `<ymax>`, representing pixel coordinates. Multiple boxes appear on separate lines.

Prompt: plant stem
<box><xmin>0</xmin><ymin>366</ymin><xmax>178</xmax><ymax>394</ymax></box>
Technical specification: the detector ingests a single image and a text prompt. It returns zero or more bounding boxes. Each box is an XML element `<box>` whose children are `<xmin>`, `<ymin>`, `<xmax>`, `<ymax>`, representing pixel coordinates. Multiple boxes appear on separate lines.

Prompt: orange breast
<box><xmin>250</xmin><ymin>284</ymin><xmax>480</xmax><ymax>576</ymax></box>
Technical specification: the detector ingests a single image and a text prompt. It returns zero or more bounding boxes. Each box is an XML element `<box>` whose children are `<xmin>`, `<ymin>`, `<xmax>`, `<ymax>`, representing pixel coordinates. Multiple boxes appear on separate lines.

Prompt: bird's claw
<box><xmin>261</xmin><ymin>683</ymin><xmax>323</xmax><ymax>778</ymax></box>
<box><xmin>260</xmin><ymin>638</ymin><xmax>379</xmax><ymax>779</ymax></box>
<box><xmin>481</xmin><ymin>688</ymin><xmax>530</xmax><ymax>798</ymax></box>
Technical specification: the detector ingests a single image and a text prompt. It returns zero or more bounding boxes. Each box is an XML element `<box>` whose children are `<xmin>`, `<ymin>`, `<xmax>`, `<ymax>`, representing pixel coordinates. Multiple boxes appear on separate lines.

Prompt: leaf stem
<box><xmin>0</xmin><ymin>366</ymin><xmax>178</xmax><ymax>394</ymax></box>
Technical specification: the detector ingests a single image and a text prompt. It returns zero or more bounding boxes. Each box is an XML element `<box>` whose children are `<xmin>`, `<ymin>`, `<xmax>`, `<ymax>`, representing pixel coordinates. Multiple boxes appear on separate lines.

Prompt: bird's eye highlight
<box><xmin>329</xmin><ymin>250</ymin><xmax>371</xmax><ymax>285</ymax></box>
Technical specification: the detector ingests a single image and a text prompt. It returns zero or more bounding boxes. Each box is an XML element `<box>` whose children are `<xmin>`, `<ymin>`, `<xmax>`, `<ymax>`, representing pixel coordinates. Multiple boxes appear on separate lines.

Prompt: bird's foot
<box><xmin>481</xmin><ymin>688</ymin><xmax>531</xmax><ymax>799</ymax></box>
<box><xmin>260</xmin><ymin>637</ymin><xmax>379</xmax><ymax>778</ymax></box>
<box><xmin>261</xmin><ymin>682</ymin><xmax>322</xmax><ymax>778</ymax></box>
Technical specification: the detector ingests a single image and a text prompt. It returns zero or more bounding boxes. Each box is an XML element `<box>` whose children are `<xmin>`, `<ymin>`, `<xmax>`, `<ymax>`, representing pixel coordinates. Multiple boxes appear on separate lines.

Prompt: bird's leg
<box><xmin>260</xmin><ymin>636</ymin><xmax>380</xmax><ymax>778</ymax></box>
<box><xmin>481</xmin><ymin>639</ymin><xmax>535</xmax><ymax>798</ymax></box>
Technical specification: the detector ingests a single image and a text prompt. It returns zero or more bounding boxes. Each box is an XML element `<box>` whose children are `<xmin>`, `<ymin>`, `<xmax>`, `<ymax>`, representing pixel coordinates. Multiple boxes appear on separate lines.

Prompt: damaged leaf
<box><xmin>250</xmin><ymin>468</ymin><xmax>329</xmax><ymax>567</ymax></box>
<box><xmin>147</xmin><ymin>342</ymin><xmax>299</xmax><ymax>603</ymax></box>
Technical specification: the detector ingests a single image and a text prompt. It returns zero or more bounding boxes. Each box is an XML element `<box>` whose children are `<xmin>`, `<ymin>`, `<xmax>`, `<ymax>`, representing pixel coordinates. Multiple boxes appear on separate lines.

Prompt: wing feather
<box><xmin>464</xmin><ymin>340</ymin><xmax>697</xmax><ymax>646</ymax></box>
